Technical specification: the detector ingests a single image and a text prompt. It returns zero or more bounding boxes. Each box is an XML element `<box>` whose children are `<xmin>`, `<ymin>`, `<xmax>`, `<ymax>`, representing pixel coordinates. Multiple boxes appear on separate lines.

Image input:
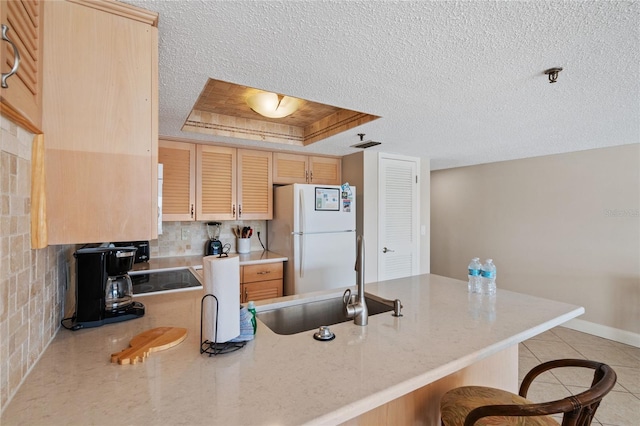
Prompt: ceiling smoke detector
<box><xmin>351</xmin><ymin>133</ymin><xmax>382</xmax><ymax>149</ymax></box>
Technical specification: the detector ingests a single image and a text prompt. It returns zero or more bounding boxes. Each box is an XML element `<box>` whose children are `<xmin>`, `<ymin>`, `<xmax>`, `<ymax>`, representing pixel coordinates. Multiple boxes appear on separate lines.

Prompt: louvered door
<box><xmin>237</xmin><ymin>149</ymin><xmax>272</xmax><ymax>220</ymax></box>
<box><xmin>309</xmin><ymin>156</ymin><xmax>341</xmax><ymax>185</ymax></box>
<box><xmin>197</xmin><ymin>145</ymin><xmax>236</xmax><ymax>220</ymax></box>
<box><xmin>273</xmin><ymin>152</ymin><xmax>308</xmax><ymax>184</ymax></box>
<box><xmin>1</xmin><ymin>0</ymin><xmax>43</xmax><ymax>129</ymax></box>
<box><xmin>273</xmin><ymin>153</ymin><xmax>341</xmax><ymax>185</ymax></box>
<box><xmin>159</xmin><ymin>141</ymin><xmax>195</xmax><ymax>221</ymax></box>
<box><xmin>378</xmin><ymin>155</ymin><xmax>419</xmax><ymax>280</ymax></box>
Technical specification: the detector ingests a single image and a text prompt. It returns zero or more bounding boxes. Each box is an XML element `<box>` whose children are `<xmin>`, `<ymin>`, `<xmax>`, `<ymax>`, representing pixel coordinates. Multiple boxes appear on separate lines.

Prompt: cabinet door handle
<box><xmin>238</xmin><ymin>205</ymin><xmax>242</xmax><ymax>218</ymax></box>
<box><xmin>310</xmin><ymin>171</ymin><xmax>313</xmax><ymax>182</ymax></box>
<box><xmin>190</xmin><ymin>204</ymin><xmax>194</xmax><ymax>218</ymax></box>
<box><xmin>232</xmin><ymin>204</ymin><xmax>236</xmax><ymax>216</ymax></box>
<box><xmin>305</xmin><ymin>170</ymin><xmax>309</xmax><ymax>183</ymax></box>
<box><xmin>244</xmin><ymin>288</ymin><xmax>248</xmax><ymax>301</ymax></box>
<box><xmin>1</xmin><ymin>25</ymin><xmax>21</xmax><ymax>89</ymax></box>
<box><xmin>257</xmin><ymin>271</ymin><xmax>271</xmax><ymax>275</ymax></box>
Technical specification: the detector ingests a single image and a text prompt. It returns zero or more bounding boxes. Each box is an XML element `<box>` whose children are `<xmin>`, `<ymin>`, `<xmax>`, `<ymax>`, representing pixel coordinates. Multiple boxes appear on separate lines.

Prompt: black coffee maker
<box><xmin>71</xmin><ymin>246</ymin><xmax>145</xmax><ymax>330</ymax></box>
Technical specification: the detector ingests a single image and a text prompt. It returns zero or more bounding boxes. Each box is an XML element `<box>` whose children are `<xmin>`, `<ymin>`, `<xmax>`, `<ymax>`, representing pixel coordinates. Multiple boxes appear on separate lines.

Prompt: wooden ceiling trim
<box><xmin>303</xmin><ymin>111</ymin><xmax>379</xmax><ymax>145</ymax></box>
<box><xmin>184</xmin><ymin>78</ymin><xmax>380</xmax><ymax>145</ymax></box>
<box><xmin>183</xmin><ymin>110</ymin><xmax>305</xmax><ymax>145</ymax></box>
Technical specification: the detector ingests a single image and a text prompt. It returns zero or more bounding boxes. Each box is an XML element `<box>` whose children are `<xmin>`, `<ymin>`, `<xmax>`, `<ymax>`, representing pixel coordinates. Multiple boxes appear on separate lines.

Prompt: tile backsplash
<box><xmin>152</xmin><ymin>220</ymin><xmax>268</xmax><ymax>258</ymax></box>
<box><xmin>1</xmin><ymin>116</ymin><xmax>72</xmax><ymax>413</ymax></box>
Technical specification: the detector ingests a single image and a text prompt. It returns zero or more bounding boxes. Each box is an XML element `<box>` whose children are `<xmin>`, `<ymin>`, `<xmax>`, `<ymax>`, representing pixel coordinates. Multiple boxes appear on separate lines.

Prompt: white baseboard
<box><xmin>563</xmin><ymin>318</ymin><xmax>640</xmax><ymax>348</ymax></box>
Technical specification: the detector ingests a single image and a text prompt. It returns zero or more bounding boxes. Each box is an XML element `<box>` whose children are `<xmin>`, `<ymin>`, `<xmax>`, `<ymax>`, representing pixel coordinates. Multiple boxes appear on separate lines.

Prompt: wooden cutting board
<box><xmin>111</xmin><ymin>327</ymin><xmax>188</xmax><ymax>365</ymax></box>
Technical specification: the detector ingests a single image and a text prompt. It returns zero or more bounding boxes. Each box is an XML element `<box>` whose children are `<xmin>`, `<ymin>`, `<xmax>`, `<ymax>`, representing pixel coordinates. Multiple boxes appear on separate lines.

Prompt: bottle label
<box><xmin>481</xmin><ymin>270</ymin><xmax>495</xmax><ymax>278</ymax></box>
<box><xmin>468</xmin><ymin>269</ymin><xmax>481</xmax><ymax>276</ymax></box>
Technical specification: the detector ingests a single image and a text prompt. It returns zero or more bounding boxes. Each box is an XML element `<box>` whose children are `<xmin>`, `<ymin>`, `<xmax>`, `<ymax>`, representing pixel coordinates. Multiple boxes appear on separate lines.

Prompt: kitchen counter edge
<box><xmin>131</xmin><ymin>251</ymin><xmax>288</xmax><ymax>273</ymax></box>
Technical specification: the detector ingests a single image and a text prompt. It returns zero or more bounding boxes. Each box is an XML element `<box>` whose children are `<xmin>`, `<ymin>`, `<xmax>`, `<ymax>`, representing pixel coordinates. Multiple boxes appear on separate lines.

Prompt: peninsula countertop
<box><xmin>1</xmin><ymin>274</ymin><xmax>583</xmax><ymax>425</ymax></box>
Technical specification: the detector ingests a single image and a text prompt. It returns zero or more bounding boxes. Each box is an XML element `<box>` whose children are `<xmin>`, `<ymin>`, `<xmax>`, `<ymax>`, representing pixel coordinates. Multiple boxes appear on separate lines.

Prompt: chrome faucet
<box><xmin>344</xmin><ymin>235</ymin><xmax>368</xmax><ymax>326</ymax></box>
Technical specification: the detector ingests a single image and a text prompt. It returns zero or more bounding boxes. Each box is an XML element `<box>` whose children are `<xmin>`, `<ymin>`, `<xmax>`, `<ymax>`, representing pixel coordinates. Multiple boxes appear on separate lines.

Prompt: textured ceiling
<box><xmin>123</xmin><ymin>0</ymin><xmax>639</xmax><ymax>170</ymax></box>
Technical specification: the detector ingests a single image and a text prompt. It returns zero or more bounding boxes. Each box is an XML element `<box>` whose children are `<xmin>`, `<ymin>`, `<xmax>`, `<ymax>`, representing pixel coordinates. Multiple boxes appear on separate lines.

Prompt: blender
<box><xmin>205</xmin><ymin>222</ymin><xmax>223</xmax><ymax>255</ymax></box>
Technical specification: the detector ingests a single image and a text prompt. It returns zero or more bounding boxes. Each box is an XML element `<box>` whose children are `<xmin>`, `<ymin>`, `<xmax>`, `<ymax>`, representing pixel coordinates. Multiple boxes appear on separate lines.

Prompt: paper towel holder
<box><xmin>200</xmin><ymin>294</ymin><xmax>246</xmax><ymax>356</ymax></box>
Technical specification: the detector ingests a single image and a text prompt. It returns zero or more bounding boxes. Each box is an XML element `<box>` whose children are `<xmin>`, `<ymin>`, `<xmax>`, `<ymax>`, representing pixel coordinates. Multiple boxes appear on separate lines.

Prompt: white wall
<box><xmin>342</xmin><ymin>151</ymin><xmax>379</xmax><ymax>282</ymax></box>
<box><xmin>431</xmin><ymin>144</ymin><xmax>640</xmax><ymax>345</ymax></box>
<box><xmin>343</xmin><ymin>151</ymin><xmax>430</xmax><ymax>281</ymax></box>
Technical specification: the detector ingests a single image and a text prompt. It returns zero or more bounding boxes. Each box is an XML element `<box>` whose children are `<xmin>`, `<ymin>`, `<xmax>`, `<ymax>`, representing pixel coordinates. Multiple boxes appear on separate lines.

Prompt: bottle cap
<box><xmin>247</xmin><ymin>301</ymin><xmax>255</xmax><ymax>309</ymax></box>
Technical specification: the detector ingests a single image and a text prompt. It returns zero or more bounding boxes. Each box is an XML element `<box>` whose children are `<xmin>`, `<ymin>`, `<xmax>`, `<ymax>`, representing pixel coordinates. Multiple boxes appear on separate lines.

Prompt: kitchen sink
<box><xmin>256</xmin><ymin>294</ymin><xmax>394</xmax><ymax>335</ymax></box>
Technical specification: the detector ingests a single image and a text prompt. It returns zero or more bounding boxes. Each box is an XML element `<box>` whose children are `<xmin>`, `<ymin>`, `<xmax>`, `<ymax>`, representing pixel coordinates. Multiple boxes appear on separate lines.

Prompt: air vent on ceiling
<box><xmin>351</xmin><ymin>141</ymin><xmax>382</xmax><ymax>149</ymax></box>
<box><xmin>351</xmin><ymin>133</ymin><xmax>381</xmax><ymax>149</ymax></box>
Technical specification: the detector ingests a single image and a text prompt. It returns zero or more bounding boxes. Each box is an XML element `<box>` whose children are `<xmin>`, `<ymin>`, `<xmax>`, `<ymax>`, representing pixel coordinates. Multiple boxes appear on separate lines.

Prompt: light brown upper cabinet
<box><xmin>198</xmin><ymin>147</ymin><xmax>273</xmax><ymax>221</ymax></box>
<box><xmin>237</xmin><ymin>149</ymin><xmax>273</xmax><ymax>220</ymax></box>
<box><xmin>42</xmin><ymin>0</ymin><xmax>158</xmax><ymax>244</ymax></box>
<box><xmin>0</xmin><ymin>0</ymin><xmax>44</xmax><ymax>131</ymax></box>
<box><xmin>160</xmin><ymin>141</ymin><xmax>273</xmax><ymax>221</ymax></box>
<box><xmin>273</xmin><ymin>153</ymin><xmax>341</xmax><ymax>185</ymax></box>
<box><xmin>197</xmin><ymin>145</ymin><xmax>236</xmax><ymax>220</ymax></box>
<box><xmin>159</xmin><ymin>140</ymin><xmax>196</xmax><ymax>221</ymax></box>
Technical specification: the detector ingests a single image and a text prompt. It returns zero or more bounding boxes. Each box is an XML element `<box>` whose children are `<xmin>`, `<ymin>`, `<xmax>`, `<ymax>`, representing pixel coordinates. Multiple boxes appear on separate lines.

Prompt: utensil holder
<box><xmin>237</xmin><ymin>238</ymin><xmax>251</xmax><ymax>254</ymax></box>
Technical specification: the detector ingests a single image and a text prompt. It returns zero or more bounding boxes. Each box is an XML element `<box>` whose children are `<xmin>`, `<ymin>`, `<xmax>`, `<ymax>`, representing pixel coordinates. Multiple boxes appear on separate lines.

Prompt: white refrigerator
<box><xmin>268</xmin><ymin>184</ymin><xmax>356</xmax><ymax>295</ymax></box>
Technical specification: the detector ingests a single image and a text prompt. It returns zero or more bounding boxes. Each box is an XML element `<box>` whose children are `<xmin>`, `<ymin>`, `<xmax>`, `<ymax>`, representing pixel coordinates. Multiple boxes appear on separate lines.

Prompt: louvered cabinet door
<box><xmin>197</xmin><ymin>145</ymin><xmax>236</xmax><ymax>220</ymax></box>
<box><xmin>1</xmin><ymin>0</ymin><xmax>43</xmax><ymax>129</ymax></box>
<box><xmin>159</xmin><ymin>141</ymin><xmax>195</xmax><ymax>221</ymax></box>
<box><xmin>309</xmin><ymin>156</ymin><xmax>341</xmax><ymax>185</ymax></box>
<box><xmin>273</xmin><ymin>152</ymin><xmax>308</xmax><ymax>184</ymax></box>
<box><xmin>237</xmin><ymin>149</ymin><xmax>272</xmax><ymax>220</ymax></box>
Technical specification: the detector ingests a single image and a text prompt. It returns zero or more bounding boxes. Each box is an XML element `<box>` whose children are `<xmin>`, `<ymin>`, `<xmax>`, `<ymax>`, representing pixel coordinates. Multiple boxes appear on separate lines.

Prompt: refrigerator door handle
<box><xmin>299</xmin><ymin>233</ymin><xmax>305</xmax><ymax>278</ymax></box>
<box><xmin>300</xmin><ymin>188</ymin><xmax>306</xmax><ymax>234</ymax></box>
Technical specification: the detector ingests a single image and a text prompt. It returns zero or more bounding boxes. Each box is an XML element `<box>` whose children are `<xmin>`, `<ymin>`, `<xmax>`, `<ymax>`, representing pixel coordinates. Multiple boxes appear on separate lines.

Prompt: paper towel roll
<box><xmin>203</xmin><ymin>255</ymin><xmax>240</xmax><ymax>343</ymax></box>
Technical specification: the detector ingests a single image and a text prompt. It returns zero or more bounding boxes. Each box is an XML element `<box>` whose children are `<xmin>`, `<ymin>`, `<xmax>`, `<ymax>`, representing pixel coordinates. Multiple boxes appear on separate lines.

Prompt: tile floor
<box><xmin>520</xmin><ymin>326</ymin><xmax>640</xmax><ymax>426</ymax></box>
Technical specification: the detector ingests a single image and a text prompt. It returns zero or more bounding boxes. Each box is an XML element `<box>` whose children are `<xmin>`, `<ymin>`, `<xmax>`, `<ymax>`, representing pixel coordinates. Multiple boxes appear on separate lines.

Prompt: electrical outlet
<box><xmin>181</xmin><ymin>227</ymin><xmax>190</xmax><ymax>240</ymax></box>
<box><xmin>255</xmin><ymin>223</ymin><xmax>262</xmax><ymax>234</ymax></box>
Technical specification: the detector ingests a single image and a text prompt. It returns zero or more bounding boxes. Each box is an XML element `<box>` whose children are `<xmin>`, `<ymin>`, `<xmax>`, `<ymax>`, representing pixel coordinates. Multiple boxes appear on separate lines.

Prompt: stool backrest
<box><xmin>465</xmin><ymin>359</ymin><xmax>617</xmax><ymax>426</ymax></box>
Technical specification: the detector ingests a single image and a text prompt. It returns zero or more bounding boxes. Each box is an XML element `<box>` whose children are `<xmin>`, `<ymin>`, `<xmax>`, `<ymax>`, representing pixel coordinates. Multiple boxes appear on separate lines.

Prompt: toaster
<box><xmin>113</xmin><ymin>241</ymin><xmax>150</xmax><ymax>263</ymax></box>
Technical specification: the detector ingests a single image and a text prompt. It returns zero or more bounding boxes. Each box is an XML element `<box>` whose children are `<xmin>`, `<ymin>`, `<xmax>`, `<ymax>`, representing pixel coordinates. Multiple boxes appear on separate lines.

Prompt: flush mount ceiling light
<box><xmin>246</xmin><ymin>92</ymin><xmax>300</xmax><ymax>118</ymax></box>
<box><xmin>544</xmin><ymin>67</ymin><xmax>563</xmax><ymax>83</ymax></box>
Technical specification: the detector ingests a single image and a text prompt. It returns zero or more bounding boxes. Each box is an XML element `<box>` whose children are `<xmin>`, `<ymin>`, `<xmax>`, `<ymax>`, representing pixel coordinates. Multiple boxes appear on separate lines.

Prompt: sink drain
<box><xmin>313</xmin><ymin>326</ymin><xmax>335</xmax><ymax>341</ymax></box>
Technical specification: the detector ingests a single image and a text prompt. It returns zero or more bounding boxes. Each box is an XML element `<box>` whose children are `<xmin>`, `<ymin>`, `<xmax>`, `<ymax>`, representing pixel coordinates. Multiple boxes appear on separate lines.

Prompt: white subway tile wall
<box><xmin>0</xmin><ymin>116</ymin><xmax>72</xmax><ymax>412</ymax></box>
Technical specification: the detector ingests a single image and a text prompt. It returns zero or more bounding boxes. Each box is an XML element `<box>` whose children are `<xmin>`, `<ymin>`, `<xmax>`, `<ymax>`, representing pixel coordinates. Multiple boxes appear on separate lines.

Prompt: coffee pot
<box><xmin>70</xmin><ymin>246</ymin><xmax>144</xmax><ymax>330</ymax></box>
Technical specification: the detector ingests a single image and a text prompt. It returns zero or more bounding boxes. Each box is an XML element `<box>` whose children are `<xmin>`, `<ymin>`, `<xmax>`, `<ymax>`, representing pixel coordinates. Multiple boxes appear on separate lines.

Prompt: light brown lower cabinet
<box><xmin>240</xmin><ymin>262</ymin><xmax>283</xmax><ymax>303</ymax></box>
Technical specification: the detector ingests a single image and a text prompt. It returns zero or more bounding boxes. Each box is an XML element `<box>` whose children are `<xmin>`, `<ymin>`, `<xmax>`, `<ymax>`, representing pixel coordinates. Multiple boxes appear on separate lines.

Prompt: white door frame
<box><xmin>377</xmin><ymin>153</ymin><xmax>420</xmax><ymax>280</ymax></box>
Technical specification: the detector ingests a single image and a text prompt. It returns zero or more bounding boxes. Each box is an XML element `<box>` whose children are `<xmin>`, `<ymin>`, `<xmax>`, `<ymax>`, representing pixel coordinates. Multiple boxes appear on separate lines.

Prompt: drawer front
<box><xmin>242</xmin><ymin>262</ymin><xmax>283</xmax><ymax>283</ymax></box>
<box><xmin>242</xmin><ymin>280</ymin><xmax>283</xmax><ymax>302</ymax></box>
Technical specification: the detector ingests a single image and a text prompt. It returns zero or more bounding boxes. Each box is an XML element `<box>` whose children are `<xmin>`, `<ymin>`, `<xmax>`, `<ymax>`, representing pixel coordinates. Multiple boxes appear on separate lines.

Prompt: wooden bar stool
<box><xmin>440</xmin><ymin>359</ymin><xmax>616</xmax><ymax>426</ymax></box>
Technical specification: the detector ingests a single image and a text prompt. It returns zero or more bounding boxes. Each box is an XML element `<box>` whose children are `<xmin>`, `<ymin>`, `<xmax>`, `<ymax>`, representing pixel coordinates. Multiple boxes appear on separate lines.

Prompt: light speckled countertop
<box><xmin>1</xmin><ymin>274</ymin><xmax>583</xmax><ymax>425</ymax></box>
<box><xmin>131</xmin><ymin>250</ymin><xmax>288</xmax><ymax>273</ymax></box>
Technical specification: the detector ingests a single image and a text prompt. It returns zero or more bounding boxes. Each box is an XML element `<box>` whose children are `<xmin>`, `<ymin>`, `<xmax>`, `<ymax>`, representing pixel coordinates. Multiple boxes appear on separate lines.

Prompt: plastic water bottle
<box><xmin>480</xmin><ymin>259</ymin><xmax>497</xmax><ymax>295</ymax></box>
<box><xmin>467</xmin><ymin>258</ymin><xmax>482</xmax><ymax>293</ymax></box>
<box><xmin>247</xmin><ymin>301</ymin><xmax>257</xmax><ymax>334</ymax></box>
